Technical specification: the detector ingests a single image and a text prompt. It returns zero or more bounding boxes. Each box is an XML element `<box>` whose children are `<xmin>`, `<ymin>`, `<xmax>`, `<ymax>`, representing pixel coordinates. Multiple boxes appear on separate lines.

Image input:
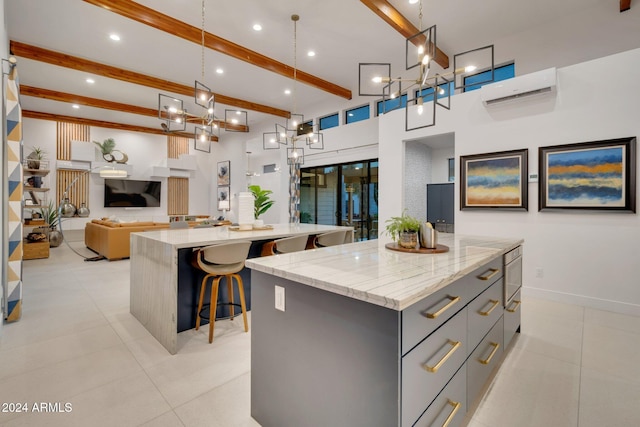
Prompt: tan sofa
<box><xmin>85</xmin><ymin>219</ymin><xmax>170</xmax><ymax>260</ymax></box>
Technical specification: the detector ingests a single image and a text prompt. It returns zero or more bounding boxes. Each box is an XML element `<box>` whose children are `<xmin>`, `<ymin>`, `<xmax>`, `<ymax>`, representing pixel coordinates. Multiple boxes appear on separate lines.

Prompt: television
<box><xmin>104</xmin><ymin>179</ymin><xmax>161</xmax><ymax>208</ymax></box>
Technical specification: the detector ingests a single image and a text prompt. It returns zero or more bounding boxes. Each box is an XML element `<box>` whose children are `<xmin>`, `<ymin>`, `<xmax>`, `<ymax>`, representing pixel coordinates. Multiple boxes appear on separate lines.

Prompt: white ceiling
<box><xmin>5</xmin><ymin>0</ymin><xmax>613</xmax><ymax>135</ymax></box>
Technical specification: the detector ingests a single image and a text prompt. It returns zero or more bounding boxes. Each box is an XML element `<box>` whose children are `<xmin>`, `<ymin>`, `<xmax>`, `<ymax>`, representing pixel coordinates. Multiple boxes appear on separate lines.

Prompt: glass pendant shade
<box><xmin>158</xmin><ymin>94</ymin><xmax>186</xmax><ymax>132</ymax></box>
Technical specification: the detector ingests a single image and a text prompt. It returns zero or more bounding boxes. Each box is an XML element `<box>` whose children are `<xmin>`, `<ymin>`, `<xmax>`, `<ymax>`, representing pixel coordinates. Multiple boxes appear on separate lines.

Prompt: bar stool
<box><xmin>192</xmin><ymin>240</ymin><xmax>252</xmax><ymax>343</ymax></box>
<box><xmin>260</xmin><ymin>234</ymin><xmax>309</xmax><ymax>256</ymax></box>
<box><xmin>313</xmin><ymin>230</ymin><xmax>348</xmax><ymax>248</ymax></box>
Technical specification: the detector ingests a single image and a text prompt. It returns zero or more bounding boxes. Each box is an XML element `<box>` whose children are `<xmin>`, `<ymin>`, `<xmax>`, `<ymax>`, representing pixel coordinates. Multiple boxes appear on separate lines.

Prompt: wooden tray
<box><xmin>229</xmin><ymin>225</ymin><xmax>274</xmax><ymax>231</ymax></box>
<box><xmin>385</xmin><ymin>242</ymin><xmax>449</xmax><ymax>254</ymax></box>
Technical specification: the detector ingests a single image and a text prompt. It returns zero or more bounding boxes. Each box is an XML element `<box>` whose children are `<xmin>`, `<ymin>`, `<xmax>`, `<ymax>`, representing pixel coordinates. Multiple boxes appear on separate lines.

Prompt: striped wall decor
<box><xmin>5</xmin><ymin>63</ymin><xmax>23</xmax><ymax>322</ymax></box>
<box><xmin>168</xmin><ymin>177</ymin><xmax>189</xmax><ymax>215</ymax></box>
<box><xmin>56</xmin><ymin>169</ymin><xmax>89</xmax><ymax>211</ymax></box>
<box><xmin>56</xmin><ymin>121</ymin><xmax>90</xmax><ymax>161</ymax></box>
<box><xmin>168</xmin><ymin>135</ymin><xmax>189</xmax><ymax>159</ymax></box>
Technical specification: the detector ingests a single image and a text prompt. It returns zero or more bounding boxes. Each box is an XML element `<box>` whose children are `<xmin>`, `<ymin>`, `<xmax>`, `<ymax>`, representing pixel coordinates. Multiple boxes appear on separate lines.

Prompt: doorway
<box><xmin>300</xmin><ymin>159</ymin><xmax>379</xmax><ymax>241</ymax></box>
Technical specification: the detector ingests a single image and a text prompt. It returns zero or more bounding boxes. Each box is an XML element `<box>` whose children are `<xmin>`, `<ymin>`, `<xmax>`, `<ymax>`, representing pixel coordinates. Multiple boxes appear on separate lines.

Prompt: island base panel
<box><xmin>251</xmin><ymin>270</ymin><xmax>400</xmax><ymax>427</ymax></box>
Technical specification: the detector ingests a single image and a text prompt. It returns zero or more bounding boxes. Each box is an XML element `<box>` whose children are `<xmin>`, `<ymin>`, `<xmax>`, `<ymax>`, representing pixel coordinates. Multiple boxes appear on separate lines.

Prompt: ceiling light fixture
<box><xmin>157</xmin><ymin>0</ymin><xmax>248</xmax><ymax>151</ymax></box>
<box><xmin>109</xmin><ymin>34</ymin><xmax>120</xmax><ymax>41</ymax></box>
<box><xmin>262</xmin><ymin>14</ymin><xmax>325</xmax><ymax>163</ymax></box>
<box><xmin>307</xmin><ymin>51</ymin><xmax>315</xmax><ymax>57</ymax></box>
<box><xmin>253</xmin><ymin>24</ymin><xmax>262</xmax><ymax>31</ymax></box>
<box><xmin>85</xmin><ymin>78</ymin><xmax>95</xmax><ymax>84</ymax></box>
<box><xmin>358</xmin><ymin>0</ymin><xmax>494</xmax><ymax>131</ymax></box>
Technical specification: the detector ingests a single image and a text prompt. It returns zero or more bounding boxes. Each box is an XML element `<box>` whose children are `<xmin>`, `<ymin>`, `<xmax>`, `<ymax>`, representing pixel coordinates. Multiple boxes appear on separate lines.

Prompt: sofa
<box><xmin>85</xmin><ymin>219</ymin><xmax>170</xmax><ymax>260</ymax></box>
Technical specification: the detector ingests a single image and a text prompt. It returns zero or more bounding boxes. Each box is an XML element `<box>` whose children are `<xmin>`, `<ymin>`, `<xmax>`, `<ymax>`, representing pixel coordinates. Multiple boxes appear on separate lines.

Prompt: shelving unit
<box><xmin>23</xmin><ymin>161</ymin><xmax>51</xmax><ymax>259</ymax></box>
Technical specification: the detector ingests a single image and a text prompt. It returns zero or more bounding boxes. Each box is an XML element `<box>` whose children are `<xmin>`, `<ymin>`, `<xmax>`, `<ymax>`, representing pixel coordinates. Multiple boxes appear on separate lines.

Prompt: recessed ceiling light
<box><xmin>72</xmin><ymin>104</ymin><xmax>80</xmax><ymax>109</ymax></box>
<box><xmin>85</xmin><ymin>78</ymin><xmax>95</xmax><ymax>84</ymax></box>
<box><xmin>216</xmin><ymin>68</ymin><xmax>224</xmax><ymax>74</ymax></box>
<box><xmin>307</xmin><ymin>51</ymin><xmax>316</xmax><ymax>57</ymax></box>
<box><xmin>284</xmin><ymin>89</ymin><xmax>291</xmax><ymax>95</ymax></box>
<box><xmin>253</xmin><ymin>24</ymin><xmax>262</xmax><ymax>31</ymax></box>
<box><xmin>109</xmin><ymin>34</ymin><xmax>120</xmax><ymax>41</ymax></box>
<box><xmin>409</xmin><ymin>0</ymin><xmax>419</xmax><ymax>4</ymax></box>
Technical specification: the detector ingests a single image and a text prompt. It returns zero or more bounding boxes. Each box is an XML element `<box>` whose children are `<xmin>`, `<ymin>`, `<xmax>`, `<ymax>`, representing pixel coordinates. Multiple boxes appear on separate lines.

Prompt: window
<box><xmin>448</xmin><ymin>158</ymin><xmax>454</xmax><ymax>182</ymax></box>
<box><xmin>464</xmin><ymin>63</ymin><xmax>515</xmax><ymax>92</ymax></box>
<box><xmin>345</xmin><ymin>104</ymin><xmax>370</xmax><ymax>124</ymax></box>
<box><xmin>319</xmin><ymin>113</ymin><xmax>339</xmax><ymax>130</ymax></box>
<box><xmin>376</xmin><ymin>94</ymin><xmax>407</xmax><ymax>116</ymax></box>
<box><xmin>415</xmin><ymin>81</ymin><xmax>455</xmax><ymax>102</ymax></box>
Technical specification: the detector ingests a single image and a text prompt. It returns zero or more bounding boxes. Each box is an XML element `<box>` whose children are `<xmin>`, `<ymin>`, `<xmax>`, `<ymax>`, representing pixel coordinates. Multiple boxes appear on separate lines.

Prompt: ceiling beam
<box><xmin>621</xmin><ymin>0</ymin><xmax>631</xmax><ymax>12</ymax></box>
<box><xmin>10</xmin><ymin>41</ymin><xmax>289</xmax><ymax>119</ymax></box>
<box><xmin>22</xmin><ymin>110</ymin><xmax>218</xmax><ymax>142</ymax></box>
<box><xmin>82</xmin><ymin>0</ymin><xmax>352</xmax><ymax>100</ymax></box>
<box><xmin>20</xmin><ymin>85</ymin><xmax>248</xmax><ymax>132</ymax></box>
<box><xmin>359</xmin><ymin>0</ymin><xmax>449</xmax><ymax>69</ymax></box>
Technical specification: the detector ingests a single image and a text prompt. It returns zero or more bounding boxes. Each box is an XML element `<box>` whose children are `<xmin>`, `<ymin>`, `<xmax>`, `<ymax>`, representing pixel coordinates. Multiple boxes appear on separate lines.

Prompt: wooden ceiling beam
<box><xmin>82</xmin><ymin>0</ymin><xmax>352</xmax><ymax>100</ymax></box>
<box><xmin>360</xmin><ymin>0</ymin><xmax>449</xmax><ymax>69</ymax></box>
<box><xmin>10</xmin><ymin>40</ymin><xmax>289</xmax><ymax>119</ymax></box>
<box><xmin>20</xmin><ymin>85</ymin><xmax>248</xmax><ymax>132</ymax></box>
<box><xmin>23</xmin><ymin>110</ymin><xmax>219</xmax><ymax>142</ymax></box>
<box><xmin>621</xmin><ymin>0</ymin><xmax>631</xmax><ymax>12</ymax></box>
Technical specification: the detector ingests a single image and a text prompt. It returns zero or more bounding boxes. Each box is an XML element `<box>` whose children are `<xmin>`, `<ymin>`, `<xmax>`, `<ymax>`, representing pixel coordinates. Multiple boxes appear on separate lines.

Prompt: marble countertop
<box><xmin>245</xmin><ymin>234</ymin><xmax>523</xmax><ymax>311</ymax></box>
<box><xmin>131</xmin><ymin>223</ymin><xmax>353</xmax><ymax>250</ymax></box>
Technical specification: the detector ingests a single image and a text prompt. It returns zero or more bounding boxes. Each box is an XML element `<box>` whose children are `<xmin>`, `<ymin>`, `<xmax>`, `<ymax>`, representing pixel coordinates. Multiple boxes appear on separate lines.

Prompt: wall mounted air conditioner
<box><xmin>480</xmin><ymin>67</ymin><xmax>557</xmax><ymax>106</ymax></box>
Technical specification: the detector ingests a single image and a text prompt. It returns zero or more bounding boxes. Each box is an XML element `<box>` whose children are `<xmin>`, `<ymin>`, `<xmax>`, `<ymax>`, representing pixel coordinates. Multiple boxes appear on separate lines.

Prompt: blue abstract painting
<box><xmin>545</xmin><ymin>146</ymin><xmax>625</xmax><ymax>207</ymax></box>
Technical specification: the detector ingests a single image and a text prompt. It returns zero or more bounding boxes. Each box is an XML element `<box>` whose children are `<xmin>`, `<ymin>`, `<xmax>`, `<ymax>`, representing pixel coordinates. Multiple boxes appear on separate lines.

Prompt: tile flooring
<box><xmin>1</xmin><ymin>240</ymin><xmax>639</xmax><ymax>426</ymax></box>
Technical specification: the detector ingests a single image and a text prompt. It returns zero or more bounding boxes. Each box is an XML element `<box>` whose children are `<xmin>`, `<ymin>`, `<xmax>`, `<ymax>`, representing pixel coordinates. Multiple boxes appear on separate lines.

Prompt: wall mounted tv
<box><xmin>104</xmin><ymin>179</ymin><xmax>161</xmax><ymax>208</ymax></box>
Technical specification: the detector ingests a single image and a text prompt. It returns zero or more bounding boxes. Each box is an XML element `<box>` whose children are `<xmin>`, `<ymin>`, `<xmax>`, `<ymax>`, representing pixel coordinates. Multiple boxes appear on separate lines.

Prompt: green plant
<box><xmin>248</xmin><ymin>185</ymin><xmax>275</xmax><ymax>219</ymax></box>
<box><xmin>384</xmin><ymin>210</ymin><xmax>421</xmax><ymax>241</ymax></box>
<box><xmin>29</xmin><ymin>146</ymin><xmax>46</xmax><ymax>159</ymax></box>
<box><xmin>39</xmin><ymin>201</ymin><xmax>59</xmax><ymax>230</ymax></box>
<box><xmin>93</xmin><ymin>138</ymin><xmax>116</xmax><ymax>155</ymax></box>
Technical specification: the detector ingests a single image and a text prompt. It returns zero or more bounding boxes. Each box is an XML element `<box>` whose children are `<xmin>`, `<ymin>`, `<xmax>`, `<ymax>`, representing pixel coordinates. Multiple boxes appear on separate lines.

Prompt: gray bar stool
<box><xmin>313</xmin><ymin>230</ymin><xmax>348</xmax><ymax>248</ymax></box>
<box><xmin>260</xmin><ymin>234</ymin><xmax>309</xmax><ymax>256</ymax></box>
<box><xmin>192</xmin><ymin>240</ymin><xmax>252</xmax><ymax>343</ymax></box>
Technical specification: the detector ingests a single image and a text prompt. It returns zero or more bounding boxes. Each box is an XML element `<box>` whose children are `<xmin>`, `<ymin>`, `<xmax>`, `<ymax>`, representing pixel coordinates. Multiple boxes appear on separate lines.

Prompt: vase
<box><xmin>48</xmin><ymin>228</ymin><xmax>63</xmax><ymax>248</ymax></box>
<box><xmin>419</xmin><ymin>223</ymin><xmax>438</xmax><ymax>249</ymax></box>
<box><xmin>398</xmin><ymin>231</ymin><xmax>418</xmax><ymax>249</ymax></box>
<box><xmin>60</xmin><ymin>197</ymin><xmax>76</xmax><ymax>217</ymax></box>
<box><xmin>77</xmin><ymin>202</ymin><xmax>90</xmax><ymax>218</ymax></box>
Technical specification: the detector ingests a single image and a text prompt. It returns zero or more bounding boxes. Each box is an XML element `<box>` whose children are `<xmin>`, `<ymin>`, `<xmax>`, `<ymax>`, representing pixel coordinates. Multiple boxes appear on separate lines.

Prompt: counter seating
<box><xmin>313</xmin><ymin>230</ymin><xmax>349</xmax><ymax>248</ymax></box>
<box><xmin>192</xmin><ymin>240</ymin><xmax>252</xmax><ymax>343</ymax></box>
<box><xmin>260</xmin><ymin>234</ymin><xmax>309</xmax><ymax>257</ymax></box>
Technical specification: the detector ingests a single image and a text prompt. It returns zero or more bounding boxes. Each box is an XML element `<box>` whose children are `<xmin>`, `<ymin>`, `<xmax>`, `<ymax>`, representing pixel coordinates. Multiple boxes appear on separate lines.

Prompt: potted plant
<box><xmin>248</xmin><ymin>185</ymin><xmax>274</xmax><ymax>227</ymax></box>
<box><xmin>384</xmin><ymin>210</ymin><xmax>421</xmax><ymax>249</ymax></box>
<box><xmin>38</xmin><ymin>201</ymin><xmax>63</xmax><ymax>248</ymax></box>
<box><xmin>26</xmin><ymin>146</ymin><xmax>46</xmax><ymax>169</ymax></box>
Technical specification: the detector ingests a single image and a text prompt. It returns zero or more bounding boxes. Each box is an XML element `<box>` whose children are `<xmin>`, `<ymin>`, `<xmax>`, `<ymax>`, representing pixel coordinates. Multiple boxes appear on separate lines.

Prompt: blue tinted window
<box><xmin>416</xmin><ymin>81</ymin><xmax>455</xmax><ymax>102</ymax></box>
<box><xmin>464</xmin><ymin>63</ymin><xmax>515</xmax><ymax>92</ymax></box>
<box><xmin>345</xmin><ymin>105</ymin><xmax>370</xmax><ymax>124</ymax></box>
<box><xmin>319</xmin><ymin>113</ymin><xmax>339</xmax><ymax>130</ymax></box>
<box><xmin>376</xmin><ymin>94</ymin><xmax>407</xmax><ymax>115</ymax></box>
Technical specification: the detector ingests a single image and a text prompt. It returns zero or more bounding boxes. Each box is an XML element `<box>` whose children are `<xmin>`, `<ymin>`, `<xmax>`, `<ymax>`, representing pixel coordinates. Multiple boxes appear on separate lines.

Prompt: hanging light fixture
<box><xmin>262</xmin><ymin>14</ymin><xmax>325</xmax><ymax>166</ymax></box>
<box><xmin>157</xmin><ymin>0</ymin><xmax>248</xmax><ymax>151</ymax></box>
<box><xmin>358</xmin><ymin>0</ymin><xmax>494</xmax><ymax>131</ymax></box>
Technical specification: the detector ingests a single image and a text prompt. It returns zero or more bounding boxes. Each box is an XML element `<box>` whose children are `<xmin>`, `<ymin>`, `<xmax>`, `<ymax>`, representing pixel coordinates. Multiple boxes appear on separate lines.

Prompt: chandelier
<box><xmin>262</xmin><ymin>14</ymin><xmax>324</xmax><ymax>165</ymax></box>
<box><xmin>157</xmin><ymin>0</ymin><xmax>248</xmax><ymax>152</ymax></box>
<box><xmin>358</xmin><ymin>0</ymin><xmax>494</xmax><ymax>131</ymax></box>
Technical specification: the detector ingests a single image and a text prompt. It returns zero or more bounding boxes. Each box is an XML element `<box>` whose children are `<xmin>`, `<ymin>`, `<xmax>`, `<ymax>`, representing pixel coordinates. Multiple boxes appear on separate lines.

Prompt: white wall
<box><xmin>379</xmin><ymin>48</ymin><xmax>640</xmax><ymax>316</ymax></box>
<box><xmin>21</xmin><ymin>119</ymin><xmax>224</xmax><ymax>227</ymax></box>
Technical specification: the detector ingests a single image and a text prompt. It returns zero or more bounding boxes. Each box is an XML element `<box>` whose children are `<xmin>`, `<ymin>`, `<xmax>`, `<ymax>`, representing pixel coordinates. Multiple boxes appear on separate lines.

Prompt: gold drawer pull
<box><xmin>478</xmin><ymin>268</ymin><xmax>499</xmax><ymax>281</ymax></box>
<box><xmin>479</xmin><ymin>342</ymin><xmax>500</xmax><ymax>365</ymax></box>
<box><xmin>424</xmin><ymin>340</ymin><xmax>461</xmax><ymax>373</ymax></box>
<box><xmin>479</xmin><ymin>299</ymin><xmax>500</xmax><ymax>316</ymax></box>
<box><xmin>442</xmin><ymin>399</ymin><xmax>462</xmax><ymax>427</ymax></box>
<box><xmin>424</xmin><ymin>296</ymin><xmax>460</xmax><ymax>319</ymax></box>
<box><xmin>506</xmin><ymin>300</ymin><xmax>521</xmax><ymax>313</ymax></box>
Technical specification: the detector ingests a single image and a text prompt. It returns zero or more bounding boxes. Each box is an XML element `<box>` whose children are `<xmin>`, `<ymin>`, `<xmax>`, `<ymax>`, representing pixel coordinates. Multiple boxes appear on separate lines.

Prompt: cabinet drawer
<box><xmin>413</xmin><ymin>364</ymin><xmax>466</xmax><ymax>427</ymax></box>
<box><xmin>467</xmin><ymin>316</ymin><xmax>504</xmax><ymax>407</ymax></box>
<box><xmin>467</xmin><ymin>278</ymin><xmax>503</xmax><ymax>354</ymax></box>
<box><xmin>504</xmin><ymin>290</ymin><xmax>521</xmax><ymax>349</ymax></box>
<box><xmin>402</xmin><ymin>256</ymin><xmax>502</xmax><ymax>355</ymax></box>
<box><xmin>402</xmin><ymin>309</ymin><xmax>467</xmax><ymax>427</ymax></box>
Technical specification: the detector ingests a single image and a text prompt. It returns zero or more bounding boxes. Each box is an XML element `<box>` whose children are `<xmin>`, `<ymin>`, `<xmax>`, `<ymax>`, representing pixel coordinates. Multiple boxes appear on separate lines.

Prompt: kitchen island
<box><xmin>130</xmin><ymin>223</ymin><xmax>353</xmax><ymax>354</ymax></box>
<box><xmin>246</xmin><ymin>233</ymin><xmax>523</xmax><ymax>427</ymax></box>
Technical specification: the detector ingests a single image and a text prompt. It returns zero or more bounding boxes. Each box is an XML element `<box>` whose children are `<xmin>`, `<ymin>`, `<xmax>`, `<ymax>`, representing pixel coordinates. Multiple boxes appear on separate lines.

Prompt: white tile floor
<box><xmin>1</xmin><ymin>241</ymin><xmax>639</xmax><ymax>426</ymax></box>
